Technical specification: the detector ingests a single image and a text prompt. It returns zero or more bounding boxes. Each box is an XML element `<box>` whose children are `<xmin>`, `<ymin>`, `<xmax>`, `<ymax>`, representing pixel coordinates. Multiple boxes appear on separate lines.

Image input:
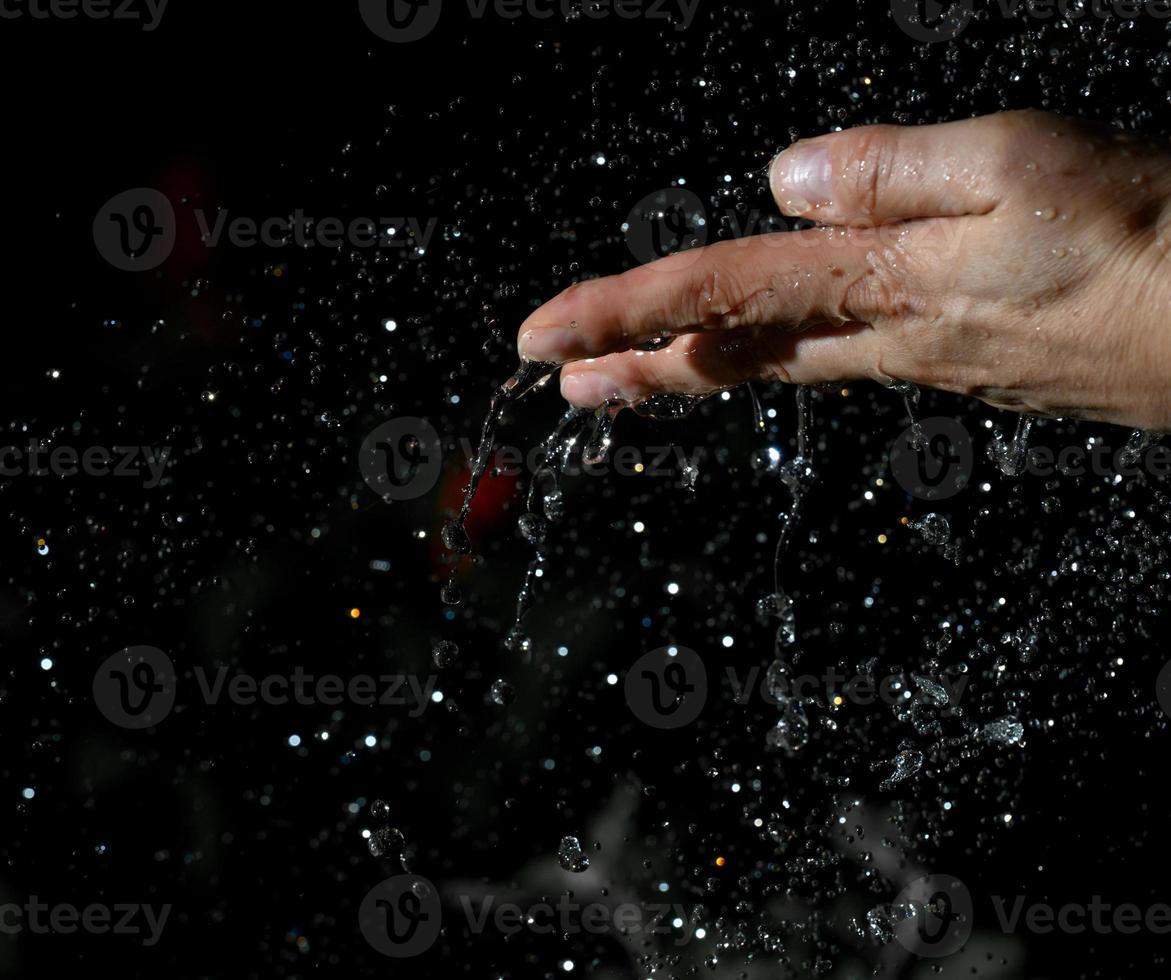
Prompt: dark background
<box><xmin>2</xmin><ymin>1</ymin><xmax>1170</xmax><ymax>977</ymax></box>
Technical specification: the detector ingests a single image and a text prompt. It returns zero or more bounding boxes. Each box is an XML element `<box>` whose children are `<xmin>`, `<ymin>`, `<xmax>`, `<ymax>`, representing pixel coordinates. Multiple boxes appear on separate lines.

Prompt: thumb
<box><xmin>770</xmin><ymin>115</ymin><xmax>1004</xmax><ymax>225</ymax></box>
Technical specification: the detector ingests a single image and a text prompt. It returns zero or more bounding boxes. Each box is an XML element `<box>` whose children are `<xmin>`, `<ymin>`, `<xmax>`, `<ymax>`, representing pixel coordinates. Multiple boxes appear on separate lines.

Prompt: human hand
<box><xmin>517</xmin><ymin>110</ymin><xmax>1171</xmax><ymax>431</ymax></box>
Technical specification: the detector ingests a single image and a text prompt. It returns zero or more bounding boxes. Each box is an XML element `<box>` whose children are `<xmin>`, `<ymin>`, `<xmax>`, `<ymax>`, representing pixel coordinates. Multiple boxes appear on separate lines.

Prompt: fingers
<box><xmin>769</xmin><ymin>114</ymin><xmax>1006</xmax><ymax>226</ymax></box>
<box><xmin>518</xmin><ymin>228</ymin><xmax>902</xmax><ymax>365</ymax></box>
<box><xmin>559</xmin><ymin>322</ymin><xmax>892</xmax><ymax>406</ymax></box>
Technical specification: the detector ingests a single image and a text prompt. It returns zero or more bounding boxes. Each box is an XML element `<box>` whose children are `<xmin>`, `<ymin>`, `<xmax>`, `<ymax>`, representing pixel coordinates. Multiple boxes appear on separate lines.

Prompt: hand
<box><xmin>517</xmin><ymin>110</ymin><xmax>1171</xmax><ymax>431</ymax></box>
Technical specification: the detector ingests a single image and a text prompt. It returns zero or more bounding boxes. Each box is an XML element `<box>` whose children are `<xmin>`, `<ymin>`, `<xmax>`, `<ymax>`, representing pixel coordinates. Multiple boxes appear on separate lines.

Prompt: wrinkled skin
<box><xmin>518</xmin><ymin>110</ymin><xmax>1171</xmax><ymax>431</ymax></box>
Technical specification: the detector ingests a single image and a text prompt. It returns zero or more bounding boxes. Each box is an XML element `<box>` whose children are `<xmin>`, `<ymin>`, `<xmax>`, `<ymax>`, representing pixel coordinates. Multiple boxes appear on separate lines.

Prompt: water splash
<box><xmin>990</xmin><ymin>415</ymin><xmax>1034</xmax><ymax>477</ymax></box>
<box><xmin>979</xmin><ymin>716</ymin><xmax>1024</xmax><ymax>745</ymax></box>
<box><xmin>1118</xmin><ymin>428</ymin><xmax>1161</xmax><ymax>470</ymax></box>
<box><xmin>746</xmin><ymin>383</ymin><xmax>766</xmax><ymax>433</ymax></box>
<box><xmin>761</xmin><ymin>386</ymin><xmax>816</xmax><ymax>753</ymax></box>
<box><xmin>631</xmin><ymin>392</ymin><xmax>705</xmax><ymax>421</ymax></box>
<box><xmin>557</xmin><ymin>834</ymin><xmax>591</xmax><ymax>872</ymax></box>
<box><xmin>889</xmin><ymin>379</ymin><xmax>924</xmax><ymax>449</ymax></box>
<box><xmin>909</xmin><ymin>512</ymin><xmax>950</xmax><ymax>546</ymax></box>
<box><xmin>879</xmin><ymin>748</ymin><xmax>924</xmax><ymax>790</ymax></box>
<box><xmin>582</xmin><ymin>399</ymin><xmax>626</xmax><ymax>465</ymax></box>
<box><xmin>507</xmin><ymin>407</ymin><xmax>594</xmax><ymax>657</ymax></box>
<box><xmin>442</xmin><ymin>359</ymin><xmax>557</xmax><ymax>555</ymax></box>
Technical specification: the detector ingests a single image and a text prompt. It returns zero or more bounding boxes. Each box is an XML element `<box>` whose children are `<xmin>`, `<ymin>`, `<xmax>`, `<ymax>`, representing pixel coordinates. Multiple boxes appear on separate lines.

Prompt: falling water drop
<box><xmin>557</xmin><ymin>835</ymin><xmax>591</xmax><ymax>872</ymax></box>
<box><xmin>990</xmin><ymin>415</ymin><xmax>1034</xmax><ymax>477</ymax></box>
<box><xmin>910</xmin><ymin>513</ymin><xmax>951</xmax><ymax>545</ymax></box>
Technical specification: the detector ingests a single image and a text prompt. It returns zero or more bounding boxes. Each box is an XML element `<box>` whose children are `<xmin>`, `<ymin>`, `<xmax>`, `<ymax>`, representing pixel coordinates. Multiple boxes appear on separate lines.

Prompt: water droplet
<box><xmin>490</xmin><ymin>678</ymin><xmax>516</xmax><ymax>705</ymax></box>
<box><xmin>980</xmin><ymin>716</ymin><xmax>1024</xmax><ymax>745</ymax></box>
<box><xmin>432</xmin><ymin>640</ymin><xmax>459</xmax><ymax>668</ymax></box>
<box><xmin>517</xmin><ymin>513</ymin><xmax>549</xmax><ymax>545</ymax></box>
<box><xmin>910</xmin><ymin>513</ymin><xmax>950</xmax><ymax>546</ymax></box>
<box><xmin>367</xmin><ymin>825</ymin><xmax>405</xmax><ymax>859</ymax></box>
<box><xmin>557</xmin><ymin>835</ymin><xmax>590</xmax><ymax>872</ymax></box>
<box><xmin>879</xmin><ymin>749</ymin><xmax>924</xmax><ymax>790</ymax></box>
<box><xmin>442</xmin><ymin>520</ymin><xmax>472</xmax><ymax>554</ymax></box>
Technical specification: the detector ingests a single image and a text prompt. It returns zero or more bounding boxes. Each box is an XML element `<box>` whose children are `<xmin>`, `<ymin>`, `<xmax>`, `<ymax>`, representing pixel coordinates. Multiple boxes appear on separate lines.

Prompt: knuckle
<box><xmin>689</xmin><ymin>269</ymin><xmax>726</xmax><ymax>326</ymax></box>
<box><xmin>838</xmin><ymin>126</ymin><xmax>898</xmax><ymax>218</ymax></box>
<box><xmin>840</xmin><ymin>254</ymin><xmax>922</xmax><ymax>322</ymax></box>
<box><xmin>679</xmin><ymin>257</ymin><xmax>749</xmax><ymax>330</ymax></box>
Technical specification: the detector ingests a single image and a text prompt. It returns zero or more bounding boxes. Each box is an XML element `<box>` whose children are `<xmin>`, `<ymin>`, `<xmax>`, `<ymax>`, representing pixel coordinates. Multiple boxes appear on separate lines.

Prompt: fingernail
<box><xmin>519</xmin><ymin>326</ymin><xmax>579</xmax><ymax>364</ymax></box>
<box><xmin>561</xmin><ymin>371</ymin><xmax>620</xmax><ymax>407</ymax></box>
<box><xmin>770</xmin><ymin>142</ymin><xmax>832</xmax><ymax>213</ymax></box>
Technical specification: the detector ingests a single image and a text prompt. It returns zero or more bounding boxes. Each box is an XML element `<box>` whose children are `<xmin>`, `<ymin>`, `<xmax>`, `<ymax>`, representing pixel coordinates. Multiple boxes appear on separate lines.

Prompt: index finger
<box><xmin>516</xmin><ymin>229</ymin><xmax>894</xmax><ymax>365</ymax></box>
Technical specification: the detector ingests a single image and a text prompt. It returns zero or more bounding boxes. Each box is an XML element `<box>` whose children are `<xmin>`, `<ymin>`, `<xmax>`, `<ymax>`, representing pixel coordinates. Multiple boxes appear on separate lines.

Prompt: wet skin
<box><xmin>518</xmin><ymin>110</ymin><xmax>1171</xmax><ymax>432</ymax></box>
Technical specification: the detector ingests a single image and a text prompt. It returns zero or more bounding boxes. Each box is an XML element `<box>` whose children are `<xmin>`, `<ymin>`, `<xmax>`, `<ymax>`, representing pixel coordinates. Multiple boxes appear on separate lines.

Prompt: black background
<box><xmin>2</xmin><ymin>1</ymin><xmax>1171</xmax><ymax>977</ymax></box>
